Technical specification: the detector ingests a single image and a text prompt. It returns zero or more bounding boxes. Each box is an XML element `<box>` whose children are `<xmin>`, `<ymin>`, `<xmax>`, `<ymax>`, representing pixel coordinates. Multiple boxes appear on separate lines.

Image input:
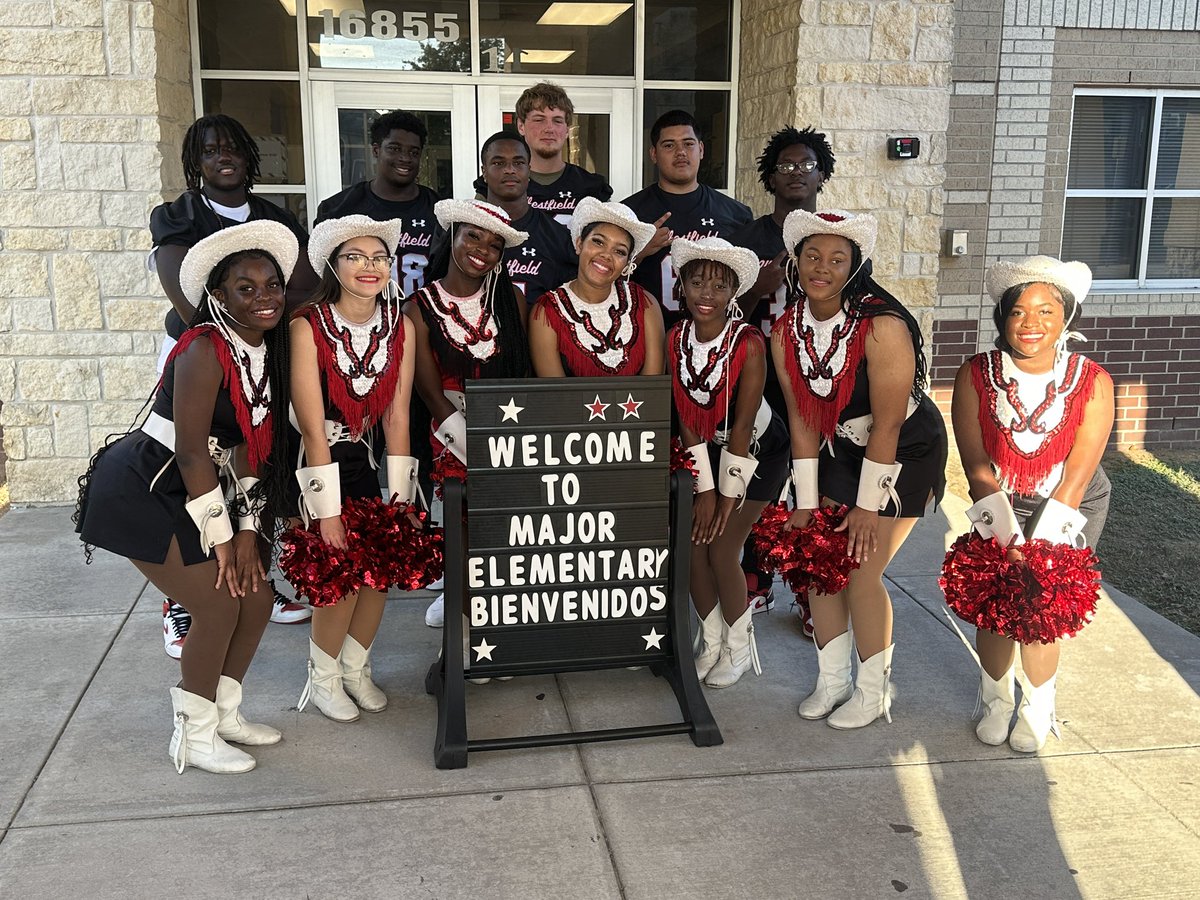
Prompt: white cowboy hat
<box><xmin>782</xmin><ymin>209</ymin><xmax>877</xmax><ymax>262</ymax></box>
<box><xmin>569</xmin><ymin>196</ymin><xmax>657</xmax><ymax>260</ymax></box>
<box><xmin>670</xmin><ymin>237</ymin><xmax>761</xmax><ymax>299</ymax></box>
<box><xmin>179</xmin><ymin>220</ymin><xmax>299</xmax><ymax>307</ymax></box>
<box><xmin>986</xmin><ymin>255</ymin><xmax>1092</xmax><ymax>308</ymax></box>
<box><xmin>308</xmin><ymin>214</ymin><xmax>404</xmax><ymax>275</ymax></box>
<box><xmin>434</xmin><ymin>199</ymin><xmax>528</xmax><ymax>248</ymax></box>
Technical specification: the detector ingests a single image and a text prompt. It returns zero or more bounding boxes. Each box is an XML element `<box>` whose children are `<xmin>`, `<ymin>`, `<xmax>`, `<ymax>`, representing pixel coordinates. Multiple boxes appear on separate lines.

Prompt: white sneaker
<box><xmin>163</xmin><ymin>600</ymin><xmax>190</xmax><ymax>660</ymax></box>
<box><xmin>269</xmin><ymin>580</ymin><xmax>312</xmax><ymax>624</ymax></box>
<box><xmin>425</xmin><ymin>593</ymin><xmax>445</xmax><ymax>627</ymax></box>
<box><xmin>426</xmin><ymin>576</ymin><xmax>445</xmax><ymax>591</ymax></box>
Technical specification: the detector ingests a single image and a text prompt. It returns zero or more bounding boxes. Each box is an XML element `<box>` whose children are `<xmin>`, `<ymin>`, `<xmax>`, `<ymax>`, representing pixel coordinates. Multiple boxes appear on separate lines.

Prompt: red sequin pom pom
<box><xmin>939</xmin><ymin>532</ymin><xmax>1101</xmax><ymax>644</ymax></box>
<box><xmin>430</xmin><ymin>452</ymin><xmax>467</xmax><ymax>500</ymax></box>
<box><xmin>278</xmin><ymin>522</ymin><xmax>360</xmax><ymax>608</ymax></box>
<box><xmin>363</xmin><ymin>499</ymin><xmax>445</xmax><ymax>592</ymax></box>
<box><xmin>670</xmin><ymin>437</ymin><xmax>699</xmax><ymax>481</ymax></box>
<box><xmin>751</xmin><ymin>504</ymin><xmax>861</xmax><ymax>598</ymax></box>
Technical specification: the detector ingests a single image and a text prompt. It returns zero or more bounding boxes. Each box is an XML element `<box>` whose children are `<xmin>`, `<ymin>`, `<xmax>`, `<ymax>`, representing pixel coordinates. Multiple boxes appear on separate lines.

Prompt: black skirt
<box><xmin>703</xmin><ymin>413</ymin><xmax>790</xmax><ymax>504</ymax></box>
<box><xmin>77</xmin><ymin>432</ymin><xmax>218</xmax><ymax>567</ymax></box>
<box><xmin>1013</xmin><ymin>466</ymin><xmax>1111</xmax><ymax>551</ymax></box>
<box><xmin>286</xmin><ymin>433</ymin><xmax>383</xmax><ymax>516</ymax></box>
<box><xmin>819</xmin><ymin>393</ymin><xmax>948</xmax><ymax>518</ymax></box>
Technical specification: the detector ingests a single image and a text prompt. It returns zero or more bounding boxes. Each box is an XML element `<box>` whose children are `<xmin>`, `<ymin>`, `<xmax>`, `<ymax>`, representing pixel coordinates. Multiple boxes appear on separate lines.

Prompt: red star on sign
<box><xmin>585</xmin><ymin>394</ymin><xmax>610</xmax><ymax>421</ymax></box>
<box><xmin>619</xmin><ymin>392</ymin><xmax>643</xmax><ymax>419</ymax></box>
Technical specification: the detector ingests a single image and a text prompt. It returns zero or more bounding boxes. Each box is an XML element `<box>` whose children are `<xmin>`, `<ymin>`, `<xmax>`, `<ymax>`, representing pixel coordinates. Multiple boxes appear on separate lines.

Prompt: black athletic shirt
<box><xmin>527</xmin><ymin>164</ymin><xmax>613</xmax><ymax>227</ymax></box>
<box><xmin>621</xmin><ymin>183</ymin><xmax>753</xmax><ymax>317</ymax></box>
<box><xmin>315</xmin><ymin>182</ymin><xmax>443</xmax><ymax>297</ymax></box>
<box><xmin>149</xmin><ymin>190</ymin><xmax>309</xmax><ymax>340</ymax></box>
<box><xmin>729</xmin><ymin>214</ymin><xmax>789</xmax><ymax>337</ymax></box>
<box><xmin>505</xmin><ymin>207</ymin><xmax>579</xmax><ymax>304</ymax></box>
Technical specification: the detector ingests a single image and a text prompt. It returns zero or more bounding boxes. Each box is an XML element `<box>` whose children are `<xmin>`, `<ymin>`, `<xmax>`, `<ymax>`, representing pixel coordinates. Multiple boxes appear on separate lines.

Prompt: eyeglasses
<box><xmin>337</xmin><ymin>253</ymin><xmax>395</xmax><ymax>269</ymax></box>
<box><xmin>774</xmin><ymin>160</ymin><xmax>820</xmax><ymax>175</ymax></box>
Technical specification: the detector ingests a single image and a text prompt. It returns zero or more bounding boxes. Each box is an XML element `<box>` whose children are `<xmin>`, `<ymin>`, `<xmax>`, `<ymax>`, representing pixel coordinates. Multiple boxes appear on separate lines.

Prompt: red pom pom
<box><xmin>751</xmin><ymin>504</ymin><xmax>861</xmax><ymax>597</ymax></box>
<box><xmin>670</xmin><ymin>437</ymin><xmax>699</xmax><ymax>481</ymax></box>
<box><xmin>940</xmin><ymin>532</ymin><xmax>1101</xmax><ymax>644</ymax></box>
<box><xmin>430</xmin><ymin>452</ymin><xmax>467</xmax><ymax>501</ymax></box>
<box><xmin>278</xmin><ymin>522</ymin><xmax>360</xmax><ymax>607</ymax></box>
<box><xmin>367</xmin><ymin>499</ymin><xmax>446</xmax><ymax>592</ymax></box>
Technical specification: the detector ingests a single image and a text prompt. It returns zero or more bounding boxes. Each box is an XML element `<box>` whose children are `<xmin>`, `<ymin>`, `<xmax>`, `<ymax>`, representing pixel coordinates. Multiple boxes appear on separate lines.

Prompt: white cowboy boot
<box><xmin>975</xmin><ymin>667</ymin><xmax>1016</xmax><ymax>746</ymax></box>
<box><xmin>694</xmin><ymin>606</ymin><xmax>725</xmax><ymax>680</ymax></box>
<box><xmin>340</xmin><ymin>635</ymin><xmax>388</xmax><ymax>712</ymax></box>
<box><xmin>215</xmin><ymin>675</ymin><xmax>281</xmax><ymax>745</ymax></box>
<box><xmin>798</xmin><ymin>628</ymin><xmax>855</xmax><ymax>719</ymax></box>
<box><xmin>1009</xmin><ymin>674</ymin><xmax>1059</xmax><ymax>752</ymax></box>
<box><xmin>704</xmin><ymin>606</ymin><xmax>762</xmax><ymax>688</ymax></box>
<box><xmin>827</xmin><ymin>644</ymin><xmax>894</xmax><ymax>730</ymax></box>
<box><xmin>298</xmin><ymin>639</ymin><xmax>360</xmax><ymax>722</ymax></box>
<box><xmin>169</xmin><ymin>687</ymin><xmax>256</xmax><ymax>774</ymax></box>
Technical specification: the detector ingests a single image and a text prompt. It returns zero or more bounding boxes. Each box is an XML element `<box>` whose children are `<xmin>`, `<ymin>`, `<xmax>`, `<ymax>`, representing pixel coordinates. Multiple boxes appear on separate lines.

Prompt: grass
<box><xmin>1097</xmin><ymin>448</ymin><xmax>1200</xmax><ymax>636</ymax></box>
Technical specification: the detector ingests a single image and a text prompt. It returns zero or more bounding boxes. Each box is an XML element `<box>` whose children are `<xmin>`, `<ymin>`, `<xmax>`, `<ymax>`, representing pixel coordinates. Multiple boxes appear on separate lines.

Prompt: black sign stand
<box><xmin>424</xmin><ymin>376</ymin><xmax>722</xmax><ymax>769</ymax></box>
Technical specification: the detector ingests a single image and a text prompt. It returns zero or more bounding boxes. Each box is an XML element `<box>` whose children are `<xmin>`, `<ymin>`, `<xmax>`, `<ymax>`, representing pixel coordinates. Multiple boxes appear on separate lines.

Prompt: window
<box><xmin>1064</xmin><ymin>90</ymin><xmax>1200</xmax><ymax>287</ymax></box>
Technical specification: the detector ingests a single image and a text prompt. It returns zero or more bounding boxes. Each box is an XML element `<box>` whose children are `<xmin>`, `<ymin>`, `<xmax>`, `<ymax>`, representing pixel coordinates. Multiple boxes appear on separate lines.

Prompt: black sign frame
<box><xmin>424</xmin><ymin>375</ymin><xmax>722</xmax><ymax>768</ymax></box>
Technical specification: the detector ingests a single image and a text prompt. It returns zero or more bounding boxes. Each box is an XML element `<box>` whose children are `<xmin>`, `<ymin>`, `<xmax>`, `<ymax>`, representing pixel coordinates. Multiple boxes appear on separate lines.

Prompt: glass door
<box><xmin>476</xmin><ymin>85</ymin><xmax>636</xmax><ymax>205</ymax></box>
<box><xmin>309</xmin><ymin>81</ymin><xmax>478</xmax><ymax>210</ymax></box>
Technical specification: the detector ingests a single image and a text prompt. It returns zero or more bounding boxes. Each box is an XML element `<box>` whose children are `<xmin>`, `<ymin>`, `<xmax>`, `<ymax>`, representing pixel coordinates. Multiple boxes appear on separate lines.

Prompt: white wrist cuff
<box><xmin>435</xmin><ymin>410</ymin><xmax>467</xmax><ymax>464</ymax></box>
<box><xmin>791</xmin><ymin>458</ymin><xmax>819</xmax><ymax>510</ymax></box>
<box><xmin>296</xmin><ymin>462</ymin><xmax>341</xmax><ymax>522</ymax></box>
<box><xmin>856</xmin><ymin>458</ymin><xmax>903</xmax><ymax>514</ymax></box>
<box><xmin>1027</xmin><ymin>497</ymin><xmax>1087</xmax><ymax>546</ymax></box>
<box><xmin>718</xmin><ymin>448</ymin><xmax>758</xmax><ymax>507</ymax></box>
<box><xmin>966</xmin><ymin>490</ymin><xmax>1025</xmax><ymax>547</ymax></box>
<box><xmin>235</xmin><ymin>476</ymin><xmax>263</xmax><ymax>533</ymax></box>
<box><xmin>185</xmin><ymin>485</ymin><xmax>234</xmax><ymax>554</ymax></box>
<box><xmin>688</xmin><ymin>443</ymin><xmax>714</xmax><ymax>493</ymax></box>
<box><xmin>386</xmin><ymin>455</ymin><xmax>419</xmax><ymax>505</ymax></box>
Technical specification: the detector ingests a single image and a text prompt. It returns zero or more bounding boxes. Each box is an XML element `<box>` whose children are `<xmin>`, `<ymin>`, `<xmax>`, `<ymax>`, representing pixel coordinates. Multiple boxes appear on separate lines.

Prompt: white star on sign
<box><xmin>642</xmin><ymin>628</ymin><xmax>664</xmax><ymax>650</ymax></box>
<box><xmin>585</xmin><ymin>394</ymin><xmax>610</xmax><ymax>421</ymax></box>
<box><xmin>473</xmin><ymin>638</ymin><xmax>496</xmax><ymax>661</ymax></box>
<box><xmin>619</xmin><ymin>392</ymin><xmax>643</xmax><ymax>419</ymax></box>
<box><xmin>498</xmin><ymin>398</ymin><xmax>524</xmax><ymax>422</ymax></box>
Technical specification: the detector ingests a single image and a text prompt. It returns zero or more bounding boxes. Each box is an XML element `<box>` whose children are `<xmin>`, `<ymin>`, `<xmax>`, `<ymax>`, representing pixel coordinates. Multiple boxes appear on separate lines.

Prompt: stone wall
<box><xmin>0</xmin><ymin>0</ymin><xmax>192</xmax><ymax>502</ymax></box>
<box><xmin>736</xmin><ymin>0</ymin><xmax>955</xmax><ymax>334</ymax></box>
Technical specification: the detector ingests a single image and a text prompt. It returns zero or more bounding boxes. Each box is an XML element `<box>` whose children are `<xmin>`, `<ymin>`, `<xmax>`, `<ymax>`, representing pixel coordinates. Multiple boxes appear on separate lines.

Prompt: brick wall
<box><xmin>928</xmin><ymin>315</ymin><xmax>1200</xmax><ymax>448</ymax></box>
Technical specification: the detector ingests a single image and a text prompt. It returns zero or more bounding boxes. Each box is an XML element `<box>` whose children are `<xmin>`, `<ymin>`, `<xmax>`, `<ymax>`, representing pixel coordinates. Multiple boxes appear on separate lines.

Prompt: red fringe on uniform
<box><xmin>168</xmin><ymin>325</ymin><xmax>273</xmax><ymax>471</ymax></box>
<box><xmin>777</xmin><ymin>305</ymin><xmax>871</xmax><ymax>442</ymax></box>
<box><xmin>751</xmin><ymin>503</ymin><xmax>861</xmax><ymax>597</ymax></box>
<box><xmin>305</xmin><ymin>304</ymin><xmax>406</xmax><ymax>440</ymax></box>
<box><xmin>669</xmin><ymin>325</ymin><xmax>759</xmax><ymax>442</ymax></box>
<box><xmin>940</xmin><ymin>531</ymin><xmax>1100</xmax><ymax>644</ymax></box>
<box><xmin>971</xmin><ymin>352</ymin><xmax>1100</xmax><ymax>496</ymax></box>
<box><xmin>535</xmin><ymin>280</ymin><xmax>647</xmax><ymax>377</ymax></box>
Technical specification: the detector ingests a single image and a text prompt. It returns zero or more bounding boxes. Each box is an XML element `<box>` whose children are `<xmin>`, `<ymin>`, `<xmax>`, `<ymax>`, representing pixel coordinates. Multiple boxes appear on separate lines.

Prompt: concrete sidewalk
<box><xmin>0</xmin><ymin>497</ymin><xmax>1197</xmax><ymax>899</ymax></box>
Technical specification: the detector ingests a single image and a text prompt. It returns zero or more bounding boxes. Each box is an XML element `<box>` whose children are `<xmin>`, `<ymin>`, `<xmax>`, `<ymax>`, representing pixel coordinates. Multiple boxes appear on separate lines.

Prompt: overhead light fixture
<box><xmin>280</xmin><ymin>1</ymin><xmax>365</xmax><ymax>15</ymax></box>
<box><xmin>310</xmin><ymin>41</ymin><xmax>375</xmax><ymax>59</ymax></box>
<box><xmin>537</xmin><ymin>3</ymin><xmax>632</xmax><ymax>27</ymax></box>
<box><xmin>505</xmin><ymin>49</ymin><xmax>576</xmax><ymax>65</ymax></box>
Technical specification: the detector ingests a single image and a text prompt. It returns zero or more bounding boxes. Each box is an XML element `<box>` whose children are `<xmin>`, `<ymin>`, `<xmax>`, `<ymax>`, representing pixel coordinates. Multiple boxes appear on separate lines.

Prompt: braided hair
<box><xmin>423</xmin><ymin>225</ymin><xmax>531</xmax><ymax>379</ymax></box>
<box><xmin>73</xmin><ymin>249</ymin><xmax>293</xmax><ymax>562</ymax></box>
<box><xmin>197</xmin><ymin>250</ymin><xmax>294</xmax><ymax>542</ymax></box>
<box><xmin>787</xmin><ymin>238</ymin><xmax>929</xmax><ymax>395</ymax></box>
<box><xmin>182</xmin><ymin>115</ymin><xmax>262</xmax><ymax>192</ymax></box>
<box><xmin>756</xmin><ymin>126</ymin><xmax>836</xmax><ymax>194</ymax></box>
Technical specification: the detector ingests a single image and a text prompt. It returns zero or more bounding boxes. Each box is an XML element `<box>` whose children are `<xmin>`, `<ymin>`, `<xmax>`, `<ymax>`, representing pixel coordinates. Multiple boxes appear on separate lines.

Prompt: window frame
<box><xmin>1066</xmin><ymin>87</ymin><xmax>1200</xmax><ymax>292</ymax></box>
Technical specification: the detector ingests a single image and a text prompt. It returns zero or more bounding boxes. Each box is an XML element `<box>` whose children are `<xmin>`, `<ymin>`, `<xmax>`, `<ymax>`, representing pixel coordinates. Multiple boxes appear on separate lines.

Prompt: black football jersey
<box><xmin>729</xmin><ymin>214</ymin><xmax>789</xmax><ymax>337</ymax></box>
<box><xmin>505</xmin><ymin>207</ymin><xmax>580</xmax><ymax>304</ymax></box>
<box><xmin>315</xmin><ymin>182</ymin><xmax>442</xmax><ymax>296</ymax></box>
<box><xmin>527</xmin><ymin>164</ymin><xmax>614</xmax><ymax>227</ymax></box>
<box><xmin>621</xmin><ymin>183</ymin><xmax>753</xmax><ymax>316</ymax></box>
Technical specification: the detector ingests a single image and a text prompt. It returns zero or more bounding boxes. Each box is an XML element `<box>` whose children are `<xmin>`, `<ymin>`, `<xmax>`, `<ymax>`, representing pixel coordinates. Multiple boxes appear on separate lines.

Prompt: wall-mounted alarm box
<box><xmin>887</xmin><ymin>137</ymin><xmax>921</xmax><ymax>160</ymax></box>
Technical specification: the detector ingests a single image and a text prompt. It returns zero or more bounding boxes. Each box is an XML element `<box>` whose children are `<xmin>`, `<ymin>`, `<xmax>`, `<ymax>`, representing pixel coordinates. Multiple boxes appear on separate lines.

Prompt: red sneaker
<box><xmin>162</xmin><ymin>599</ymin><xmax>189</xmax><ymax>660</ymax></box>
<box><xmin>795</xmin><ymin>594</ymin><xmax>815</xmax><ymax>639</ymax></box>
<box><xmin>745</xmin><ymin>572</ymin><xmax>775</xmax><ymax>614</ymax></box>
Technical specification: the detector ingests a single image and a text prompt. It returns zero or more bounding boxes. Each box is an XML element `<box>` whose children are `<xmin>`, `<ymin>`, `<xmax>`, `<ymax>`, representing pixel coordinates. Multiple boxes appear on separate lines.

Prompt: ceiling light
<box><xmin>505</xmin><ymin>49</ymin><xmax>577</xmax><ymax>65</ymax></box>
<box><xmin>537</xmin><ymin>3</ymin><xmax>632</xmax><ymax>27</ymax></box>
